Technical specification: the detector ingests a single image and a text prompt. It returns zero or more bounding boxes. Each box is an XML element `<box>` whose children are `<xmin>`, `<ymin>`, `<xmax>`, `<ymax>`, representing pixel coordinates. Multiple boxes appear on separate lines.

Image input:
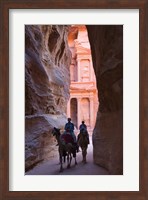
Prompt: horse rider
<box><xmin>64</xmin><ymin>118</ymin><xmax>75</xmax><ymax>140</ymax></box>
<box><xmin>64</xmin><ymin>118</ymin><xmax>79</xmax><ymax>152</ymax></box>
<box><xmin>79</xmin><ymin>121</ymin><xmax>90</xmax><ymax>144</ymax></box>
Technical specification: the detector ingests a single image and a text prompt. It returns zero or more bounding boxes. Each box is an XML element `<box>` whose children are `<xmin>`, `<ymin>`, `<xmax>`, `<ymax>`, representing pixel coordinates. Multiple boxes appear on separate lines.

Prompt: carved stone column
<box><xmin>77</xmin><ymin>98</ymin><xmax>81</xmax><ymax>129</ymax></box>
<box><xmin>77</xmin><ymin>59</ymin><xmax>81</xmax><ymax>82</ymax></box>
<box><xmin>90</xmin><ymin>57</ymin><xmax>93</xmax><ymax>82</ymax></box>
<box><xmin>67</xmin><ymin>99</ymin><xmax>70</xmax><ymax>118</ymax></box>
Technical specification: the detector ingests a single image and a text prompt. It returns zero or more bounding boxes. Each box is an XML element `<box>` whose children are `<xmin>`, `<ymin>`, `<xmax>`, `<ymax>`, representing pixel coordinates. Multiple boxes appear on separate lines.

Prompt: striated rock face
<box><xmin>25</xmin><ymin>114</ymin><xmax>67</xmax><ymax>171</ymax></box>
<box><xmin>25</xmin><ymin>25</ymin><xmax>71</xmax><ymax>171</ymax></box>
<box><xmin>87</xmin><ymin>25</ymin><xmax>123</xmax><ymax>174</ymax></box>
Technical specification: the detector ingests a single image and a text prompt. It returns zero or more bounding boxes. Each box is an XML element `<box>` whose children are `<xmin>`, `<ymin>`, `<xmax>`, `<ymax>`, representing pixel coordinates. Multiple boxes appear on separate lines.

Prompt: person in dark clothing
<box><xmin>64</xmin><ymin>118</ymin><xmax>76</xmax><ymax>142</ymax></box>
<box><xmin>79</xmin><ymin>121</ymin><xmax>87</xmax><ymax>131</ymax></box>
<box><xmin>64</xmin><ymin>118</ymin><xmax>79</xmax><ymax>152</ymax></box>
<box><xmin>79</xmin><ymin>121</ymin><xmax>90</xmax><ymax>144</ymax></box>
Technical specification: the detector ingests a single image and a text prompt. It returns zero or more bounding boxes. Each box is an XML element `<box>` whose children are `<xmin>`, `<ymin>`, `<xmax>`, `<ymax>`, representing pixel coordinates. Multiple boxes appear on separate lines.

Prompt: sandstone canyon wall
<box><xmin>87</xmin><ymin>25</ymin><xmax>123</xmax><ymax>174</ymax></box>
<box><xmin>25</xmin><ymin>25</ymin><xmax>71</xmax><ymax>171</ymax></box>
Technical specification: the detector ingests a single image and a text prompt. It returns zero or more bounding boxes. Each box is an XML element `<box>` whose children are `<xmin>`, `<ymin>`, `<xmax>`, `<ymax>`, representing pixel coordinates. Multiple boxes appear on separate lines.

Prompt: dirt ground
<box><xmin>26</xmin><ymin>136</ymin><xmax>109</xmax><ymax>175</ymax></box>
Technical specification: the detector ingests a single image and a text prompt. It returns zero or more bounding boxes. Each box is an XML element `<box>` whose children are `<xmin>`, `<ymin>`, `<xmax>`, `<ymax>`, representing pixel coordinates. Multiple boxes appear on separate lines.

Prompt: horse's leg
<box><xmin>74</xmin><ymin>156</ymin><xmax>77</xmax><ymax>165</ymax></box>
<box><xmin>69</xmin><ymin>153</ymin><xmax>72</xmax><ymax>167</ymax></box>
<box><xmin>84</xmin><ymin>150</ymin><xmax>86</xmax><ymax>163</ymax></box>
<box><xmin>59</xmin><ymin>148</ymin><xmax>63</xmax><ymax>164</ymax></box>
<box><xmin>83</xmin><ymin>147</ymin><xmax>87</xmax><ymax>163</ymax></box>
<box><xmin>81</xmin><ymin>147</ymin><xmax>84</xmax><ymax>162</ymax></box>
<box><xmin>67</xmin><ymin>153</ymin><xmax>70</xmax><ymax>168</ymax></box>
<box><xmin>64</xmin><ymin>155</ymin><xmax>66</xmax><ymax>163</ymax></box>
<box><xmin>82</xmin><ymin>147</ymin><xmax>86</xmax><ymax>163</ymax></box>
<box><xmin>79</xmin><ymin>145</ymin><xmax>84</xmax><ymax>162</ymax></box>
<box><xmin>59</xmin><ymin>156</ymin><xmax>64</xmax><ymax>164</ymax></box>
<box><xmin>85</xmin><ymin>145</ymin><xmax>88</xmax><ymax>163</ymax></box>
<box><xmin>74</xmin><ymin>149</ymin><xmax>77</xmax><ymax>165</ymax></box>
<box><xmin>59</xmin><ymin>154</ymin><xmax>63</xmax><ymax>172</ymax></box>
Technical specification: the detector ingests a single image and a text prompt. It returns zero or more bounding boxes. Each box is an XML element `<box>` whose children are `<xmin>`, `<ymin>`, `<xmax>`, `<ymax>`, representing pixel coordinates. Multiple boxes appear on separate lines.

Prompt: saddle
<box><xmin>61</xmin><ymin>133</ymin><xmax>77</xmax><ymax>157</ymax></box>
<box><xmin>61</xmin><ymin>133</ymin><xmax>74</xmax><ymax>144</ymax></box>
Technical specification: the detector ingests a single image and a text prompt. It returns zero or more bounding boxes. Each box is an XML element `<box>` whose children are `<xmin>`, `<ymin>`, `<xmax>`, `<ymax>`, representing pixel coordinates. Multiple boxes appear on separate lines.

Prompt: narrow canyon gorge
<box><xmin>25</xmin><ymin>25</ymin><xmax>123</xmax><ymax>174</ymax></box>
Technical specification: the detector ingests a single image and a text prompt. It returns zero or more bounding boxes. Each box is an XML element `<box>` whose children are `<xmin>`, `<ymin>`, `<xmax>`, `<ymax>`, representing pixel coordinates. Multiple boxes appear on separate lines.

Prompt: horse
<box><xmin>52</xmin><ymin>127</ymin><xmax>77</xmax><ymax>172</ymax></box>
<box><xmin>77</xmin><ymin>128</ymin><xmax>89</xmax><ymax>163</ymax></box>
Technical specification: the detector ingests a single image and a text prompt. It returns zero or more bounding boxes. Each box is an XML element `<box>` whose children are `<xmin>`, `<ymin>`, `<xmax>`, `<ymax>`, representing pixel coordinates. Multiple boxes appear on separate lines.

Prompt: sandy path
<box><xmin>26</xmin><ymin>136</ymin><xmax>109</xmax><ymax>175</ymax></box>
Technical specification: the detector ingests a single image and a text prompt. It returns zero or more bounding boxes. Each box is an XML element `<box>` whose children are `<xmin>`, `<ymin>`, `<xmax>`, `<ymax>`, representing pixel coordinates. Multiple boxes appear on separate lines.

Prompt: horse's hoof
<box><xmin>67</xmin><ymin>165</ymin><xmax>70</xmax><ymax>169</ymax></box>
<box><xmin>75</xmin><ymin>162</ymin><xmax>77</xmax><ymax>165</ymax></box>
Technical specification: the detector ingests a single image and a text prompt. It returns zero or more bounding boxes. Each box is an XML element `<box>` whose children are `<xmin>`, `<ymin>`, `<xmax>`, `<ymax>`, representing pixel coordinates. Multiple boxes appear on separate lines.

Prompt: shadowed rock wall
<box><xmin>25</xmin><ymin>25</ymin><xmax>71</xmax><ymax>171</ymax></box>
<box><xmin>87</xmin><ymin>25</ymin><xmax>123</xmax><ymax>174</ymax></box>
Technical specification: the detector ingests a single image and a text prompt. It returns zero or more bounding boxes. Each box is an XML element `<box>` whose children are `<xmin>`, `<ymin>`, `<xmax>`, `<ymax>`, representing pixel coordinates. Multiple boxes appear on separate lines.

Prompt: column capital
<box><xmin>77</xmin><ymin>97</ymin><xmax>81</xmax><ymax>129</ymax></box>
<box><xmin>77</xmin><ymin>57</ymin><xmax>81</xmax><ymax>61</ymax></box>
<box><xmin>89</xmin><ymin>96</ymin><xmax>94</xmax><ymax>101</ymax></box>
<box><xmin>77</xmin><ymin>97</ymin><xmax>81</xmax><ymax>102</ymax></box>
